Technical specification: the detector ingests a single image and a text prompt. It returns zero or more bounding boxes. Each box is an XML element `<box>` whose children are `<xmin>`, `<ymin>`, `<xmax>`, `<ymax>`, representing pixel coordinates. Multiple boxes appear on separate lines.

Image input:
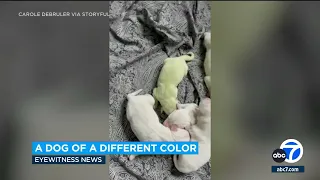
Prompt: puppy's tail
<box><xmin>173</xmin><ymin>155</ymin><xmax>192</xmax><ymax>174</ymax></box>
<box><xmin>184</xmin><ymin>52</ymin><xmax>194</xmax><ymax>62</ymax></box>
<box><xmin>127</xmin><ymin>89</ymin><xmax>143</xmax><ymax>99</ymax></box>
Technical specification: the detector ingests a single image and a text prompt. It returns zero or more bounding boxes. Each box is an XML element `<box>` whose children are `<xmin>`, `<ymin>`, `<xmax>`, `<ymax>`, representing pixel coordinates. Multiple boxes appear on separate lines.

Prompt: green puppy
<box><xmin>153</xmin><ymin>52</ymin><xmax>194</xmax><ymax>115</ymax></box>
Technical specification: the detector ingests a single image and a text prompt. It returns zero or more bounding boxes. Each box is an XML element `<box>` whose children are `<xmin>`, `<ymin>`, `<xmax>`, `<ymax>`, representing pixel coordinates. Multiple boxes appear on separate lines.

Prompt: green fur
<box><xmin>153</xmin><ymin>52</ymin><xmax>194</xmax><ymax>115</ymax></box>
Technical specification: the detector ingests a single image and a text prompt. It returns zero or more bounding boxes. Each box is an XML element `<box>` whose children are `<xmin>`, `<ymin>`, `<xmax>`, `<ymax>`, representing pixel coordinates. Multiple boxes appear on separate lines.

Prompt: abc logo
<box><xmin>272</xmin><ymin>149</ymin><xmax>286</xmax><ymax>163</ymax></box>
<box><xmin>272</xmin><ymin>139</ymin><xmax>303</xmax><ymax>164</ymax></box>
<box><xmin>280</xmin><ymin>139</ymin><xmax>303</xmax><ymax>163</ymax></box>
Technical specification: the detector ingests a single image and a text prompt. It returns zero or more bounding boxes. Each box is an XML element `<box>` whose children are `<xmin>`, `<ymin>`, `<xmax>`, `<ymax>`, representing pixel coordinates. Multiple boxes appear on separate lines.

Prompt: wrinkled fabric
<box><xmin>109</xmin><ymin>1</ymin><xmax>211</xmax><ymax>180</ymax></box>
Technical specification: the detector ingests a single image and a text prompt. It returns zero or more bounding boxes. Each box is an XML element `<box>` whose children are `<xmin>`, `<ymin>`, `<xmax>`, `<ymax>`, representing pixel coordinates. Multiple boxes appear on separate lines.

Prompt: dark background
<box><xmin>212</xmin><ymin>2</ymin><xmax>319</xmax><ymax>180</ymax></box>
<box><xmin>0</xmin><ymin>2</ymin><xmax>109</xmax><ymax>180</ymax></box>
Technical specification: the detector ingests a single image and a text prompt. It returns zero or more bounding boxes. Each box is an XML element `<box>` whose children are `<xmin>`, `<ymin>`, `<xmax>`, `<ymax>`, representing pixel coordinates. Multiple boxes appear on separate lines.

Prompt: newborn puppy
<box><xmin>203</xmin><ymin>32</ymin><xmax>211</xmax><ymax>94</ymax></box>
<box><xmin>126</xmin><ymin>89</ymin><xmax>192</xmax><ymax>160</ymax></box>
<box><xmin>173</xmin><ymin>98</ymin><xmax>211</xmax><ymax>173</ymax></box>
<box><xmin>163</xmin><ymin>103</ymin><xmax>198</xmax><ymax>131</ymax></box>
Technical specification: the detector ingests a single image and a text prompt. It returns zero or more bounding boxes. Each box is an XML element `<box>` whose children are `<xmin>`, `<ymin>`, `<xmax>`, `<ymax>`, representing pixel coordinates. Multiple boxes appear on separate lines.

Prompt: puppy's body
<box><xmin>203</xmin><ymin>32</ymin><xmax>211</xmax><ymax>93</ymax></box>
<box><xmin>173</xmin><ymin>98</ymin><xmax>211</xmax><ymax>173</ymax></box>
<box><xmin>126</xmin><ymin>89</ymin><xmax>192</xmax><ymax>160</ymax></box>
<box><xmin>153</xmin><ymin>53</ymin><xmax>195</xmax><ymax>115</ymax></box>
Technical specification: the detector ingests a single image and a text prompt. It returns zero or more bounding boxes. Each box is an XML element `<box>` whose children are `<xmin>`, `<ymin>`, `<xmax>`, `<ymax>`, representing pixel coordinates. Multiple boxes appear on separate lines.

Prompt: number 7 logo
<box><xmin>280</xmin><ymin>139</ymin><xmax>303</xmax><ymax>164</ymax></box>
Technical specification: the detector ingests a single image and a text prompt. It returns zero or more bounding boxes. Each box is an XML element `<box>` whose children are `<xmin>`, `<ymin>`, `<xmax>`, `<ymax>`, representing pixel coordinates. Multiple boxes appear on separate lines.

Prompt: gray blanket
<box><xmin>109</xmin><ymin>1</ymin><xmax>211</xmax><ymax>179</ymax></box>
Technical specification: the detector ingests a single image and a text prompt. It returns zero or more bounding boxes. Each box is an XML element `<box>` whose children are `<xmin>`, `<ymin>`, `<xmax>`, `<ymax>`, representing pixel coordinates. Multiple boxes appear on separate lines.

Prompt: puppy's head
<box><xmin>177</xmin><ymin>103</ymin><xmax>198</xmax><ymax>121</ymax></box>
<box><xmin>137</xmin><ymin>94</ymin><xmax>155</xmax><ymax>106</ymax></box>
<box><xmin>197</xmin><ymin>97</ymin><xmax>211</xmax><ymax>116</ymax></box>
<box><xmin>163</xmin><ymin>109</ymin><xmax>195</xmax><ymax>131</ymax></box>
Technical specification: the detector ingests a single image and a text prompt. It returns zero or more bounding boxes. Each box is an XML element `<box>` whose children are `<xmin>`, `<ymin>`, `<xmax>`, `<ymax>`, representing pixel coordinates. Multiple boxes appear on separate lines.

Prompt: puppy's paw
<box><xmin>170</xmin><ymin>124</ymin><xmax>178</xmax><ymax>132</ymax></box>
<box><xmin>129</xmin><ymin>155</ymin><xmax>136</xmax><ymax>161</ymax></box>
<box><xmin>163</xmin><ymin>120</ymin><xmax>169</xmax><ymax>127</ymax></box>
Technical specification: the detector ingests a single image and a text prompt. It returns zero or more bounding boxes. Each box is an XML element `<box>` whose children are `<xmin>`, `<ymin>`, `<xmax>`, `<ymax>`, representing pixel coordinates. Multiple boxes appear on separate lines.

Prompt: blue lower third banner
<box><xmin>32</xmin><ymin>155</ymin><xmax>106</xmax><ymax>164</ymax></box>
<box><xmin>271</xmin><ymin>166</ymin><xmax>305</xmax><ymax>173</ymax></box>
<box><xmin>32</xmin><ymin>141</ymin><xmax>198</xmax><ymax>155</ymax></box>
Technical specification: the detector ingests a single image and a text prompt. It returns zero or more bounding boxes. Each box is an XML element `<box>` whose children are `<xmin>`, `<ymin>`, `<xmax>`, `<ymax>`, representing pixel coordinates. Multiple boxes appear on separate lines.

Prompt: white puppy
<box><xmin>163</xmin><ymin>103</ymin><xmax>198</xmax><ymax>131</ymax></box>
<box><xmin>172</xmin><ymin>98</ymin><xmax>211</xmax><ymax>173</ymax></box>
<box><xmin>203</xmin><ymin>32</ymin><xmax>211</xmax><ymax>93</ymax></box>
<box><xmin>126</xmin><ymin>89</ymin><xmax>195</xmax><ymax>160</ymax></box>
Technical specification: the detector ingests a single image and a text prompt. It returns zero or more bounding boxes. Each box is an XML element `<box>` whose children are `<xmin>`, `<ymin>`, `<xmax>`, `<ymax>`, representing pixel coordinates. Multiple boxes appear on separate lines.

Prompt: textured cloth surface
<box><xmin>109</xmin><ymin>1</ymin><xmax>211</xmax><ymax>179</ymax></box>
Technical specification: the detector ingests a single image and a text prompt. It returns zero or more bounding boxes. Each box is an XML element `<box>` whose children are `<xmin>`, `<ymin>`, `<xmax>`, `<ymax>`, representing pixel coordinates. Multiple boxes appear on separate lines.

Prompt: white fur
<box><xmin>126</xmin><ymin>89</ymin><xmax>193</xmax><ymax>160</ymax></box>
<box><xmin>203</xmin><ymin>32</ymin><xmax>211</xmax><ymax>92</ymax></box>
<box><xmin>163</xmin><ymin>103</ymin><xmax>198</xmax><ymax>131</ymax></box>
<box><xmin>173</xmin><ymin>98</ymin><xmax>211</xmax><ymax>173</ymax></box>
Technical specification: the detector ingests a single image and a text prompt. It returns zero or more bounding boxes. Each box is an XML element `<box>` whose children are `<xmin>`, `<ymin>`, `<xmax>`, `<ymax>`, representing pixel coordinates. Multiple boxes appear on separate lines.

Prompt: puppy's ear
<box><xmin>170</xmin><ymin>124</ymin><xmax>178</xmax><ymax>131</ymax></box>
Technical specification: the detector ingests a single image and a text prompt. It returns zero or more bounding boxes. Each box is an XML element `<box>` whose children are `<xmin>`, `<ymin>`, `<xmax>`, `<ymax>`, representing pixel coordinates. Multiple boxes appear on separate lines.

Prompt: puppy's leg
<box><xmin>168</xmin><ymin>87</ymin><xmax>179</xmax><ymax>112</ymax></box>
